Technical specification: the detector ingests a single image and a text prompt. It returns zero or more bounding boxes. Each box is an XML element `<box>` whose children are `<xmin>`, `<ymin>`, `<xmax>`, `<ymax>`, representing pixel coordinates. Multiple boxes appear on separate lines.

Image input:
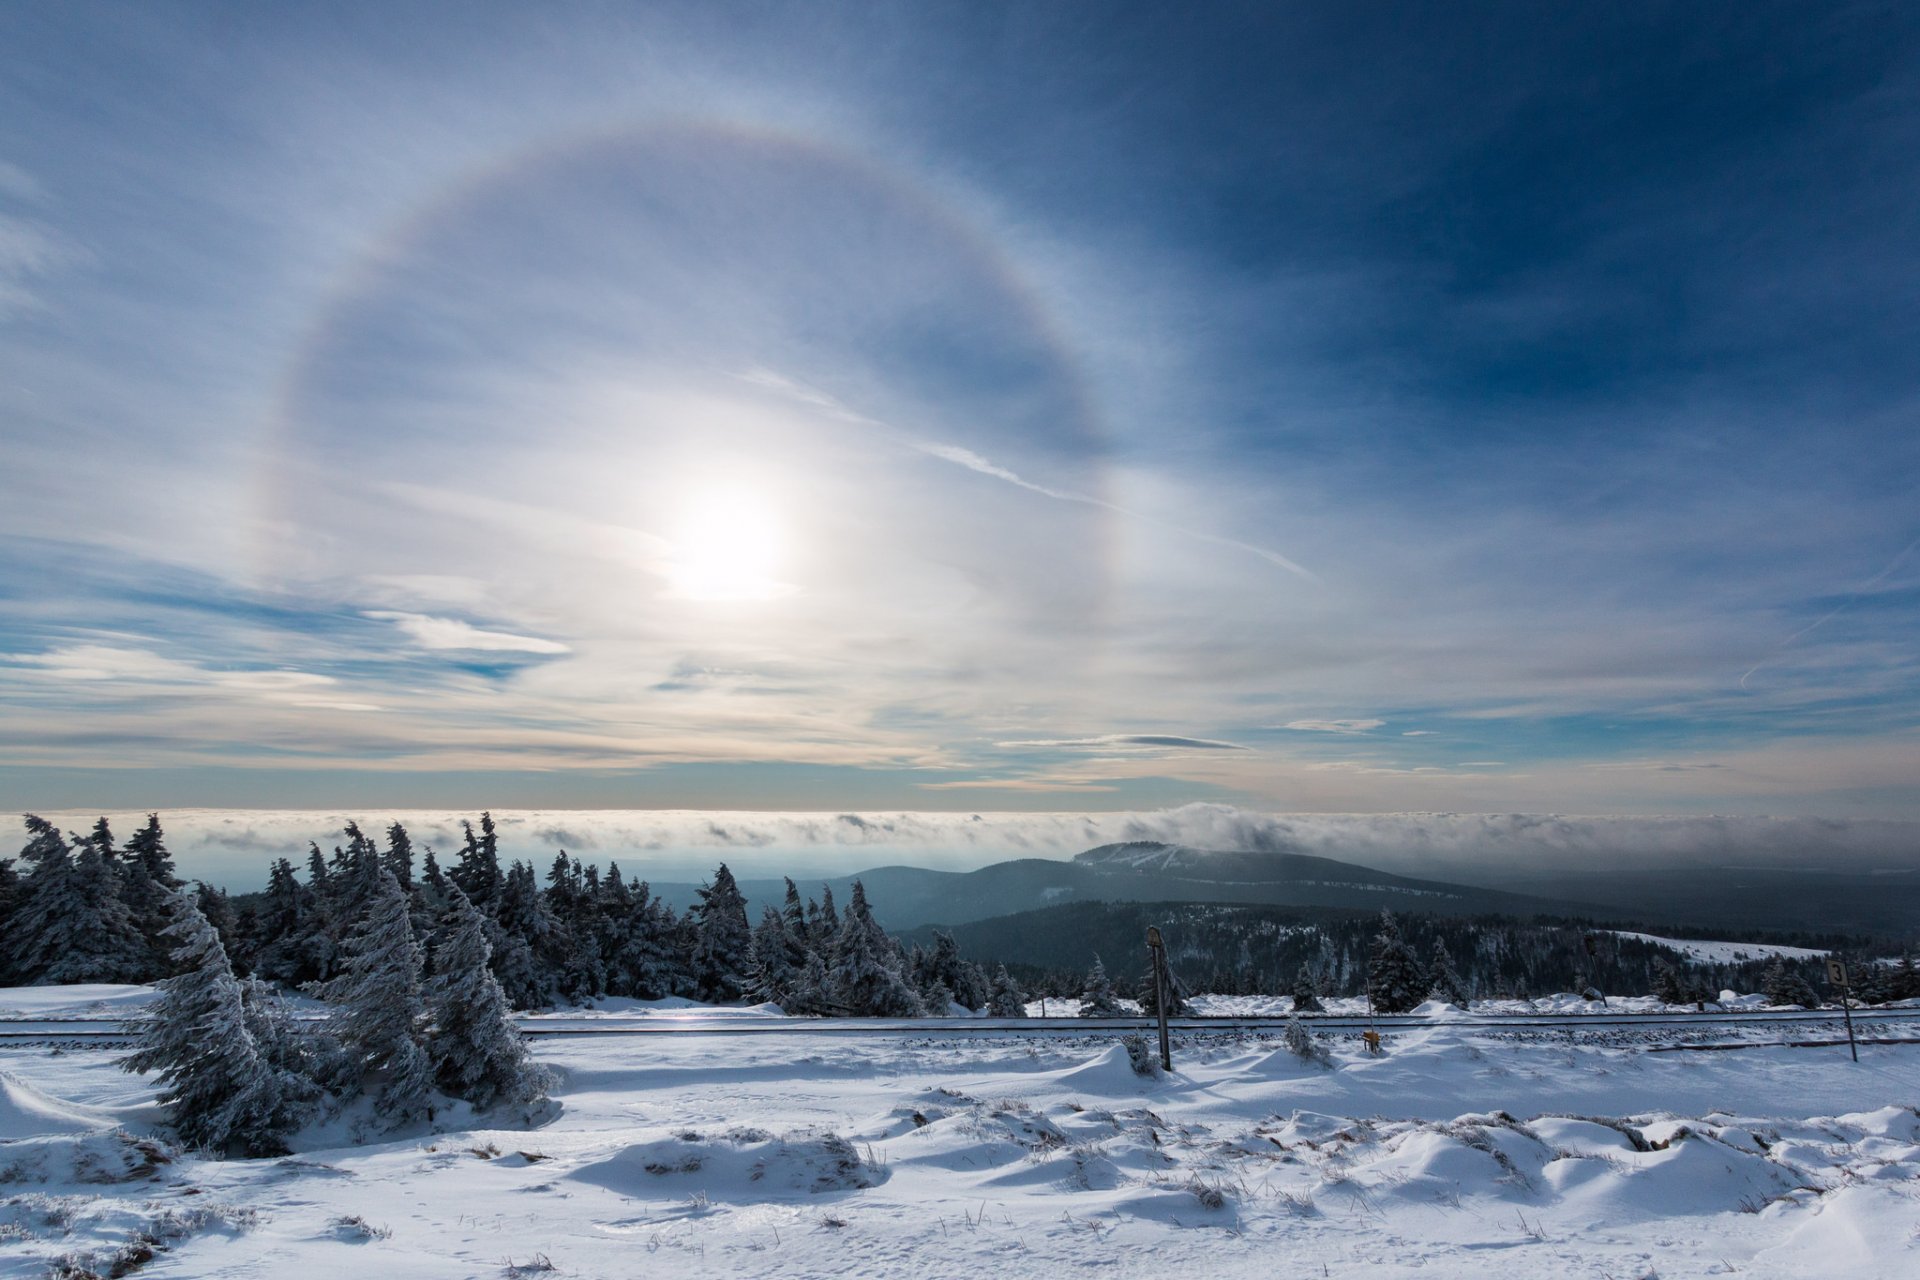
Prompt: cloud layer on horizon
<box><xmin>25</xmin><ymin>804</ymin><xmax>1917</xmax><ymax>894</ymax></box>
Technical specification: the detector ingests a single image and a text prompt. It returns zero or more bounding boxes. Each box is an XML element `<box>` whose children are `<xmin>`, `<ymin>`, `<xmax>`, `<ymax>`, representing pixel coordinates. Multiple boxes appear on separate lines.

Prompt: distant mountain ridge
<box><xmin>646</xmin><ymin>840</ymin><xmax>1559</xmax><ymax>930</ymax></box>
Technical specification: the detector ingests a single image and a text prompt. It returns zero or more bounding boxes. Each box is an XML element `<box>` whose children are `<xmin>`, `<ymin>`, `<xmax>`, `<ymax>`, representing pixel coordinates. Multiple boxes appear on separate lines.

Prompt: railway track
<box><xmin>2</xmin><ymin>1006</ymin><xmax>1916</xmax><ymax>1042</ymax></box>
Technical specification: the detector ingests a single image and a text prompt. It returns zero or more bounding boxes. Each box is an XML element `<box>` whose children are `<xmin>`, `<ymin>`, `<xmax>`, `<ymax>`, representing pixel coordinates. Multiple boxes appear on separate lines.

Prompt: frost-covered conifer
<box><xmin>747</xmin><ymin>904</ymin><xmax>809</xmax><ymax>1006</ymax></box>
<box><xmin>1760</xmin><ymin>958</ymin><xmax>1819</xmax><ymax>1009</ymax></box>
<box><xmin>1078</xmin><ymin>955</ymin><xmax>1126</xmax><ymax>1017</ymax></box>
<box><xmin>829</xmin><ymin>881</ymin><xmax>922</xmax><ymax>1016</ymax></box>
<box><xmin>10</xmin><ymin>816</ymin><xmax>148</xmax><ymax>984</ymax></box>
<box><xmin>1652</xmin><ymin>957</ymin><xmax>1687</xmax><ymax>1005</ymax></box>
<box><xmin>788</xmin><ymin>950</ymin><xmax>833</xmax><ymax>1015</ymax></box>
<box><xmin>120</xmin><ymin>814</ymin><xmax>179</xmax><ymax>975</ymax></box>
<box><xmin>314</xmin><ymin>868</ymin><xmax>434</xmax><ymax>1128</ymax></box>
<box><xmin>690</xmin><ymin>863</ymin><xmax>753</xmax><ymax>1003</ymax></box>
<box><xmin>427</xmin><ymin>884</ymin><xmax>550</xmax><ymax>1110</ymax></box>
<box><xmin>1283</xmin><ymin>1014</ymin><xmax>1331</xmax><ymax>1066</ymax></box>
<box><xmin>987</xmin><ymin>965</ymin><xmax>1028</xmax><ymax>1017</ymax></box>
<box><xmin>122</xmin><ymin>892</ymin><xmax>310</xmax><ymax>1154</ymax></box>
<box><xmin>1427</xmin><ymin>940</ymin><xmax>1471</xmax><ymax>1008</ymax></box>
<box><xmin>1291</xmin><ymin>963</ymin><xmax>1324</xmax><ymax>1013</ymax></box>
<box><xmin>1365</xmin><ymin>911</ymin><xmax>1426</xmax><ymax>1015</ymax></box>
<box><xmin>450</xmin><ymin>813</ymin><xmax>503</xmax><ymax>909</ymax></box>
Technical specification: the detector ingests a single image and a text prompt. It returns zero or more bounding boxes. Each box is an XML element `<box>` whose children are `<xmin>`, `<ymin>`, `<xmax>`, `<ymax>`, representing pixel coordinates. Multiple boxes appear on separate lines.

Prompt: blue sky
<box><xmin>3</xmin><ymin>2</ymin><xmax>1918</xmax><ymax>817</ymax></box>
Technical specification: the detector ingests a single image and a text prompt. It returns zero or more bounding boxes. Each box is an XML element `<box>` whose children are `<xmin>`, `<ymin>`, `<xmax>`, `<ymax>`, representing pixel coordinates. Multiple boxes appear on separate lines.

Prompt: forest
<box><xmin>8</xmin><ymin>813</ymin><xmax>1915</xmax><ymax>1014</ymax></box>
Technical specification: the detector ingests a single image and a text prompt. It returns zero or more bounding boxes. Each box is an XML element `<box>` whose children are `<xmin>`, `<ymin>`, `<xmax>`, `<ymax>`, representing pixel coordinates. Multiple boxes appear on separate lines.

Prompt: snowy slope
<box><xmin>3</xmin><ymin>1015</ymin><xmax>1917</xmax><ymax>1277</ymax></box>
<box><xmin>1607</xmin><ymin>930</ymin><xmax>1830</xmax><ymax>964</ymax></box>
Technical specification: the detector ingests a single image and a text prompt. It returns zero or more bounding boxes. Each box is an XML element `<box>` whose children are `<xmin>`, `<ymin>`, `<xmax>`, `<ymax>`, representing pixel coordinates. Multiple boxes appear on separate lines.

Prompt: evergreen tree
<box><xmin>195</xmin><ymin>882</ymin><xmax>239</xmax><ymax>960</ymax></box>
<box><xmin>781</xmin><ymin>877</ymin><xmax>808</xmax><ymax>942</ymax></box>
<box><xmin>427</xmin><ymin>884</ymin><xmax>550</xmax><ymax>1110</ymax></box>
<box><xmin>690</xmin><ymin>863</ymin><xmax>753</xmax><ymax>1003</ymax></box>
<box><xmin>1652</xmin><ymin>957</ymin><xmax>1687</xmax><ymax>1004</ymax></box>
<box><xmin>986</xmin><ymin>964</ymin><xmax>1028</xmax><ymax>1017</ymax></box>
<box><xmin>788</xmin><ymin>950</ymin><xmax>833</xmax><ymax>1015</ymax></box>
<box><xmin>450</xmin><ymin>813</ymin><xmax>502</xmax><ymax>909</ymax></box>
<box><xmin>1078</xmin><ymin>954</ymin><xmax>1125</xmax><ymax>1017</ymax></box>
<box><xmin>10</xmin><ymin>817</ymin><xmax>148</xmax><ymax>984</ymax></box>
<box><xmin>1760</xmin><ymin>957</ymin><xmax>1819</xmax><ymax>1008</ymax></box>
<box><xmin>1283</xmin><ymin>1014</ymin><xmax>1331</xmax><ymax>1066</ymax></box>
<box><xmin>121</xmin><ymin>892</ymin><xmax>310</xmax><ymax>1154</ymax></box>
<box><xmin>1365</xmin><ymin>911</ymin><xmax>1426</xmax><ymax>1015</ymax></box>
<box><xmin>604</xmin><ymin>880</ymin><xmax>677</xmax><ymax>1001</ymax></box>
<box><xmin>383</xmin><ymin>821</ymin><xmax>415</xmax><ymax>888</ymax></box>
<box><xmin>313</xmin><ymin>868</ymin><xmax>434</xmax><ymax>1128</ymax></box>
<box><xmin>1290</xmin><ymin>963</ymin><xmax>1324</xmax><ymax>1013</ymax></box>
<box><xmin>1427</xmin><ymin>940</ymin><xmax>1471</xmax><ymax>1008</ymax></box>
<box><xmin>491</xmin><ymin>861</ymin><xmax>557</xmax><ymax>1009</ymax></box>
<box><xmin>747</xmin><ymin>904</ymin><xmax>809</xmax><ymax>1006</ymax></box>
<box><xmin>829</xmin><ymin>881</ymin><xmax>922</xmax><ymax>1016</ymax></box>
<box><xmin>120</xmin><ymin>814</ymin><xmax>179</xmax><ymax>975</ymax></box>
<box><xmin>811</xmin><ymin>885</ymin><xmax>840</xmax><ymax>951</ymax></box>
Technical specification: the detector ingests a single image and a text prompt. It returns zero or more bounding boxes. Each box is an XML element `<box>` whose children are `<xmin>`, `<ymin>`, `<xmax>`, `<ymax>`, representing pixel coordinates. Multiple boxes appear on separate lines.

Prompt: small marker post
<box><xmin>1146</xmin><ymin>925</ymin><xmax>1172</xmax><ymax>1072</ymax></box>
<box><xmin>1827</xmin><ymin>955</ymin><xmax>1859</xmax><ymax>1063</ymax></box>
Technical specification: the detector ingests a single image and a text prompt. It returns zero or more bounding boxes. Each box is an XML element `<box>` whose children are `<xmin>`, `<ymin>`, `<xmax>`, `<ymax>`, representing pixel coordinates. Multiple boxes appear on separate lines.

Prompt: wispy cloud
<box><xmin>1279</xmin><ymin>719</ymin><xmax>1384</xmax><ymax>734</ymax></box>
<box><xmin>995</xmin><ymin>734</ymin><xmax>1248</xmax><ymax>752</ymax></box>
<box><xmin>365</xmin><ymin>611</ymin><xmax>569</xmax><ymax>655</ymax></box>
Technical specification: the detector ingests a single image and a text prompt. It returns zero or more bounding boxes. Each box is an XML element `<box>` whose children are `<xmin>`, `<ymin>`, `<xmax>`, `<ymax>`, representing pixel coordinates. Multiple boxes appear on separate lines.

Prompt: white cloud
<box><xmin>366</xmin><ymin>612</ymin><xmax>570</xmax><ymax>654</ymax></box>
<box><xmin>1280</xmin><ymin>719</ymin><xmax>1385</xmax><ymax>734</ymax></box>
<box><xmin>23</xmin><ymin>803</ymin><xmax>1917</xmax><ymax>892</ymax></box>
<box><xmin>995</xmin><ymin>734</ymin><xmax>1248</xmax><ymax>752</ymax></box>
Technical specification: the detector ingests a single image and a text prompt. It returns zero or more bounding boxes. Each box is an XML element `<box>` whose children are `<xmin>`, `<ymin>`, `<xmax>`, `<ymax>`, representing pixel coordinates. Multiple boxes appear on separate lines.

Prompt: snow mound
<box><xmin>0</xmin><ymin>1071</ymin><xmax>119</xmax><ymax>1139</ymax></box>
<box><xmin>1049</xmin><ymin>1044</ymin><xmax>1186</xmax><ymax>1095</ymax></box>
<box><xmin>0</xmin><ymin>1129</ymin><xmax>176</xmax><ymax>1185</ymax></box>
<box><xmin>569</xmin><ymin>1127</ymin><xmax>885</xmax><ymax>1200</ymax></box>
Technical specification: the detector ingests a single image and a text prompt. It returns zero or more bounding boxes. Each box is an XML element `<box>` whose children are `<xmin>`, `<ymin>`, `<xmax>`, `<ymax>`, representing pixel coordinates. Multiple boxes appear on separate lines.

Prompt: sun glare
<box><xmin>667</xmin><ymin>487</ymin><xmax>792</xmax><ymax>602</ymax></box>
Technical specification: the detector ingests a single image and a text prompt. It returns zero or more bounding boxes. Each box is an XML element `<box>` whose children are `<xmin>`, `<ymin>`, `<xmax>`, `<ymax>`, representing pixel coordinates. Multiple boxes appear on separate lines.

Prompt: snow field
<box><xmin>2</xmin><ymin>1022</ymin><xmax>1918</xmax><ymax>1277</ymax></box>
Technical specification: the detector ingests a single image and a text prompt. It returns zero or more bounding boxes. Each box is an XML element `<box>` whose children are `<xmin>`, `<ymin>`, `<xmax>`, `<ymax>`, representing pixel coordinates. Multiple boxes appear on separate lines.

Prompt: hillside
<box><xmin>647</xmin><ymin>841</ymin><xmax>1564</xmax><ymax>930</ymax></box>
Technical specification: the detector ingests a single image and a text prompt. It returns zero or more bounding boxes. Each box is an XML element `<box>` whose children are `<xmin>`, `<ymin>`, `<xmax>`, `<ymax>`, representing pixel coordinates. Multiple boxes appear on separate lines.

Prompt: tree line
<box><xmin>941</xmin><ymin>899</ymin><xmax>1920</xmax><ymax>1008</ymax></box>
<box><xmin>2</xmin><ymin>813</ymin><xmax>1026</xmax><ymax>1018</ymax></box>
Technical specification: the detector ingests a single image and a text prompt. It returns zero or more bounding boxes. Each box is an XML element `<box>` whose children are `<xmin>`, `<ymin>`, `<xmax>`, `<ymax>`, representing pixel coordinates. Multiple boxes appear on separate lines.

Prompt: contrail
<box><xmin>1740</xmin><ymin>533</ymin><xmax>1920</xmax><ymax>690</ymax></box>
<box><xmin>741</xmin><ymin>368</ymin><xmax>1319</xmax><ymax>582</ymax></box>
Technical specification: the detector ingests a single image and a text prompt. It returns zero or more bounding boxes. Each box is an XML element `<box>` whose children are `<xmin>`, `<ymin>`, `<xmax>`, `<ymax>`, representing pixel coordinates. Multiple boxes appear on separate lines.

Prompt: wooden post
<box><xmin>1828</xmin><ymin>955</ymin><xmax>1859</xmax><ymax>1063</ymax></box>
<box><xmin>1147</xmin><ymin>925</ymin><xmax>1172</xmax><ymax>1072</ymax></box>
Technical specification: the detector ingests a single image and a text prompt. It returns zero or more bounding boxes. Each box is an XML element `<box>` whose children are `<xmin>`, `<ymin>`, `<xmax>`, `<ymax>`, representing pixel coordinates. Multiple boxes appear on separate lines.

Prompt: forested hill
<box><xmin>648</xmin><ymin>841</ymin><xmax>1564</xmax><ymax>930</ymax></box>
<box><xmin>903</xmin><ymin>899</ymin><xmax>1894</xmax><ymax>1003</ymax></box>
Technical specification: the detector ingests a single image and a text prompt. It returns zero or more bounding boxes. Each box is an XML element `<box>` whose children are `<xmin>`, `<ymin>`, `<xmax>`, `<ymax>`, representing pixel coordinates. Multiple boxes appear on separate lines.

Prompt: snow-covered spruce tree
<box><xmin>1291</xmin><ymin>963</ymin><xmax>1324</xmax><ymax>1013</ymax></box>
<box><xmin>120</xmin><ymin>814</ymin><xmax>181</xmax><ymax>977</ymax></box>
<box><xmin>427</xmin><ymin>884</ymin><xmax>550</xmax><ymax>1111</ymax></box>
<box><xmin>1652</xmin><ymin>957</ymin><xmax>1687</xmax><ymax>1004</ymax></box>
<box><xmin>10</xmin><ymin>816</ymin><xmax>149</xmax><ymax>984</ymax></box>
<box><xmin>1078</xmin><ymin>955</ymin><xmax>1126</xmax><ymax>1017</ymax></box>
<box><xmin>690</xmin><ymin>863</ymin><xmax>754</xmax><ymax>1003</ymax></box>
<box><xmin>747</xmin><ymin>904</ymin><xmax>810</xmax><ymax>1006</ymax></box>
<box><xmin>312</xmin><ymin>867</ymin><xmax>435</xmax><ymax>1128</ymax></box>
<box><xmin>809</xmin><ymin>884</ymin><xmax>840</xmax><ymax>952</ymax></box>
<box><xmin>987</xmin><ymin>964</ymin><xmax>1029</xmax><ymax>1017</ymax></box>
<box><xmin>450</xmin><ymin>812</ymin><xmax>504</xmax><ymax>910</ymax></box>
<box><xmin>829</xmin><ymin>881</ymin><xmax>923</xmax><ymax>1017</ymax></box>
<box><xmin>1427</xmin><ymin>940</ymin><xmax>1471</xmax><ymax>1008</ymax></box>
<box><xmin>1365</xmin><ymin>911</ymin><xmax>1426</xmax><ymax>1015</ymax></box>
<box><xmin>1283</xmin><ymin>1014</ymin><xmax>1331</xmax><ymax>1066</ymax></box>
<box><xmin>121</xmin><ymin>891</ymin><xmax>312</xmax><ymax>1155</ymax></box>
<box><xmin>1759</xmin><ymin>958</ymin><xmax>1819</xmax><ymax>1009</ymax></box>
<box><xmin>788</xmin><ymin>950</ymin><xmax>834</xmax><ymax>1015</ymax></box>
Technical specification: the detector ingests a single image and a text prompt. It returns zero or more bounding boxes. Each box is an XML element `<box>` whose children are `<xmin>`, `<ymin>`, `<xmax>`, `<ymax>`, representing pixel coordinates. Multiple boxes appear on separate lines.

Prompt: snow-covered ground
<box><xmin>3</xmin><ymin>1008</ymin><xmax>1918</xmax><ymax>1277</ymax></box>
<box><xmin>1606</xmin><ymin>932</ymin><xmax>1831</xmax><ymax>965</ymax></box>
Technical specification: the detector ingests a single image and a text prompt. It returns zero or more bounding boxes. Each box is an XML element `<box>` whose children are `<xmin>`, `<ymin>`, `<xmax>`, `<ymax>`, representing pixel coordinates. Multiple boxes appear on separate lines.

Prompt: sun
<box><xmin>667</xmin><ymin>487</ymin><xmax>793</xmax><ymax>602</ymax></box>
